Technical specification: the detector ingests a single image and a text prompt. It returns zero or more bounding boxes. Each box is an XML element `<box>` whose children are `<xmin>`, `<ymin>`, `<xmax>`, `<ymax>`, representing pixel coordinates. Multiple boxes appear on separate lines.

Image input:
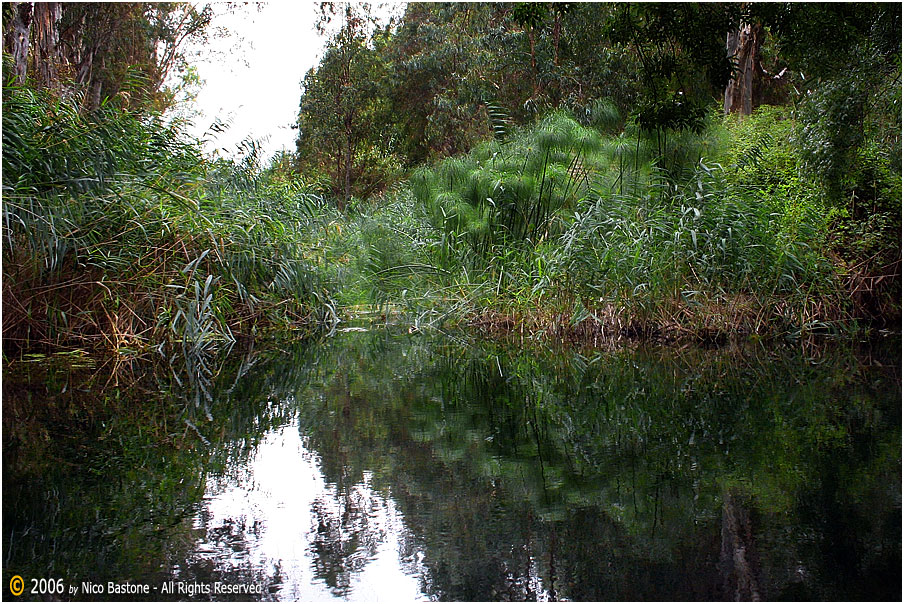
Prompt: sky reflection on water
<box><xmin>187</xmin><ymin>421</ymin><xmax>428</xmax><ymax>601</ymax></box>
<box><xmin>3</xmin><ymin>331</ymin><xmax>899</xmax><ymax>601</ymax></box>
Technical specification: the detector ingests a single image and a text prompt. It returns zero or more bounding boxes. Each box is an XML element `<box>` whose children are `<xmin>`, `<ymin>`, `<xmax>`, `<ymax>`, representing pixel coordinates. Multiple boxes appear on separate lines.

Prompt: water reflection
<box><xmin>185</xmin><ymin>422</ymin><xmax>427</xmax><ymax>601</ymax></box>
<box><xmin>3</xmin><ymin>330</ymin><xmax>900</xmax><ymax>601</ymax></box>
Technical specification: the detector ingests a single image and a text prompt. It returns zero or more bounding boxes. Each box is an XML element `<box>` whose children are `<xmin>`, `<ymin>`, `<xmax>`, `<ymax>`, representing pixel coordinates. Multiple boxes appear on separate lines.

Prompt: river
<box><xmin>3</xmin><ymin>328</ymin><xmax>900</xmax><ymax>601</ymax></box>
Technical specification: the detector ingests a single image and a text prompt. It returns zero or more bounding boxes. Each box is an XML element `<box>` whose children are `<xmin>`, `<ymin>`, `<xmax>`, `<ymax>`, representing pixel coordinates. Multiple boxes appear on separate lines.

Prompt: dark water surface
<box><xmin>3</xmin><ymin>329</ymin><xmax>901</xmax><ymax>601</ymax></box>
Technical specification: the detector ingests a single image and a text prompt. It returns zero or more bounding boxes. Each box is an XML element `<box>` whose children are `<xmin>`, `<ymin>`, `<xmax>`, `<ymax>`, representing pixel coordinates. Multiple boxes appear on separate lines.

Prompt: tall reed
<box><xmin>403</xmin><ymin>103</ymin><xmax>847</xmax><ymax>337</ymax></box>
<box><xmin>2</xmin><ymin>83</ymin><xmax>337</xmax><ymax>353</ymax></box>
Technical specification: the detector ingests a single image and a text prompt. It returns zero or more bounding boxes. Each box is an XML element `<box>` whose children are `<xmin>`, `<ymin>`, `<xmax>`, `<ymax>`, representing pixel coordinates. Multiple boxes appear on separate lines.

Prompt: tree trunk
<box><xmin>334</xmin><ymin>142</ymin><xmax>343</xmax><ymax>209</ymax></box>
<box><xmin>529</xmin><ymin>28</ymin><xmax>539</xmax><ymax>97</ymax></box>
<box><xmin>62</xmin><ymin>7</ymin><xmax>95</xmax><ymax>89</ymax></box>
<box><xmin>343</xmin><ymin>120</ymin><xmax>353</xmax><ymax>207</ymax></box>
<box><xmin>32</xmin><ymin>2</ymin><xmax>63</xmax><ymax>91</ymax></box>
<box><xmin>75</xmin><ymin>48</ymin><xmax>94</xmax><ymax>87</ymax></box>
<box><xmin>4</xmin><ymin>2</ymin><xmax>33</xmax><ymax>83</ymax></box>
<box><xmin>724</xmin><ymin>23</ymin><xmax>761</xmax><ymax>116</ymax></box>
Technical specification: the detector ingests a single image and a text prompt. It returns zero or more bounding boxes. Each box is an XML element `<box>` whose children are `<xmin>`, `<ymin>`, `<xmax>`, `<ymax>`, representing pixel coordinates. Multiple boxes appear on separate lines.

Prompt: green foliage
<box><xmin>2</xmin><ymin>2</ymin><xmax>217</xmax><ymax>112</ymax></box>
<box><xmin>751</xmin><ymin>3</ymin><xmax>902</xmax><ymax>205</ymax></box>
<box><xmin>8</xmin><ymin>0</ymin><xmax>900</xmax><ymax>344</ymax></box>
<box><xmin>375</xmin><ymin>105</ymin><xmax>855</xmax><ymax>334</ymax></box>
<box><xmin>794</xmin><ymin>73</ymin><xmax>870</xmax><ymax>199</ymax></box>
<box><xmin>753</xmin><ymin>3</ymin><xmax>901</xmax><ymax>80</ymax></box>
<box><xmin>380</xmin><ymin>3</ymin><xmax>504</xmax><ymax>162</ymax></box>
<box><xmin>607</xmin><ymin>3</ymin><xmax>741</xmax><ymax>133</ymax></box>
<box><xmin>295</xmin><ymin>2</ymin><xmax>648</xmax><ymax>179</ymax></box>
<box><xmin>295</xmin><ymin>4</ymin><xmax>401</xmax><ymax>204</ymax></box>
<box><xmin>721</xmin><ymin>100</ymin><xmax>901</xmax><ymax>325</ymax></box>
<box><xmin>511</xmin><ymin>3</ymin><xmax>547</xmax><ymax>31</ymax></box>
<box><xmin>723</xmin><ymin>105</ymin><xmax>823</xmax><ymax>235</ymax></box>
<box><xmin>413</xmin><ymin>111</ymin><xmax>607</xmax><ymax>267</ymax></box>
<box><xmin>551</xmin><ymin>160</ymin><xmax>834</xmax><ymax>312</ymax></box>
<box><xmin>2</xmin><ymin>83</ymin><xmax>337</xmax><ymax>352</ymax></box>
<box><xmin>557</xmin><ymin>4</ymin><xmax>642</xmax><ymax>117</ymax></box>
<box><xmin>585</xmin><ymin>98</ymin><xmax>622</xmax><ymax>134</ymax></box>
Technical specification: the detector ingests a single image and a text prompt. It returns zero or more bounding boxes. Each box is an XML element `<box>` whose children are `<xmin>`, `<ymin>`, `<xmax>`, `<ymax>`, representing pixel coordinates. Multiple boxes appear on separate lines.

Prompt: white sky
<box><xmin>182</xmin><ymin>3</ymin><xmax>323</xmax><ymax>161</ymax></box>
<box><xmin>181</xmin><ymin>2</ymin><xmax>405</xmax><ymax>164</ymax></box>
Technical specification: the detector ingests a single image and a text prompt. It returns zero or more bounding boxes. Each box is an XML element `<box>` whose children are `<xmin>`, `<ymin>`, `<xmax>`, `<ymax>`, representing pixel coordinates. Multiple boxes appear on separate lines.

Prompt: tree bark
<box><xmin>32</xmin><ymin>2</ymin><xmax>63</xmax><ymax>91</ymax></box>
<box><xmin>724</xmin><ymin>23</ymin><xmax>761</xmax><ymax>116</ymax></box>
<box><xmin>344</xmin><ymin>120</ymin><xmax>352</xmax><ymax>208</ymax></box>
<box><xmin>528</xmin><ymin>28</ymin><xmax>539</xmax><ymax>97</ymax></box>
<box><xmin>4</xmin><ymin>2</ymin><xmax>33</xmax><ymax>83</ymax></box>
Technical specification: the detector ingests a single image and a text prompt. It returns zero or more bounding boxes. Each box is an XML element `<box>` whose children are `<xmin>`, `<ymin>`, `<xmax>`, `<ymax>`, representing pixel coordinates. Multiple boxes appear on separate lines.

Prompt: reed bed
<box><xmin>2</xmin><ymin>84</ymin><xmax>337</xmax><ymax>354</ymax></box>
<box><xmin>391</xmin><ymin>104</ymin><xmax>884</xmax><ymax>340</ymax></box>
<box><xmin>4</xmin><ymin>83</ymin><xmax>895</xmax><ymax>352</ymax></box>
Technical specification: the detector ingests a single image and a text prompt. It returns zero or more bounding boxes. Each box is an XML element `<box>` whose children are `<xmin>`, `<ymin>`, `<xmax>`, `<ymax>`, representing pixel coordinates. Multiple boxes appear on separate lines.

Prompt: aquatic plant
<box><xmin>1</xmin><ymin>83</ymin><xmax>337</xmax><ymax>353</ymax></box>
<box><xmin>400</xmin><ymin>104</ymin><xmax>851</xmax><ymax>338</ymax></box>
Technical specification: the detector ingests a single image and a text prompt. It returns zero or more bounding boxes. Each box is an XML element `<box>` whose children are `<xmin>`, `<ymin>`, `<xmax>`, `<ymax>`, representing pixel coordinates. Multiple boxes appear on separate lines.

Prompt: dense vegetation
<box><xmin>2</xmin><ymin>82</ymin><xmax>340</xmax><ymax>353</ymax></box>
<box><xmin>2</xmin><ymin>5</ymin><xmax>900</xmax><ymax>599</ymax></box>
<box><xmin>2</xmin><ymin>3</ymin><xmax>341</xmax><ymax>354</ymax></box>
<box><xmin>2</xmin><ymin>2</ymin><xmax>901</xmax><ymax>354</ymax></box>
<box><xmin>293</xmin><ymin>2</ymin><xmax>901</xmax><ymax>341</ymax></box>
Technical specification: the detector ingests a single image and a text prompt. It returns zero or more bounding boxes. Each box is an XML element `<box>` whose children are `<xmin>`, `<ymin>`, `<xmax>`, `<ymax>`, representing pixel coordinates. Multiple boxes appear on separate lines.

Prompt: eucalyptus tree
<box><xmin>382</xmin><ymin>2</ymin><xmax>505</xmax><ymax>163</ymax></box>
<box><xmin>295</xmin><ymin>2</ymin><xmax>396</xmax><ymax>208</ymax></box>
<box><xmin>607</xmin><ymin>3</ymin><xmax>740</xmax><ymax>136</ymax></box>
<box><xmin>1</xmin><ymin>2</ymin><xmax>215</xmax><ymax>112</ymax></box>
<box><xmin>752</xmin><ymin>2</ymin><xmax>902</xmax><ymax>197</ymax></box>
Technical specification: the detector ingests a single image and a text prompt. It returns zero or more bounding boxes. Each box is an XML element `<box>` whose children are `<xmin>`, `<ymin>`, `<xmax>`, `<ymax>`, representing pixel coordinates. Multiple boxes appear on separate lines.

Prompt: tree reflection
<box><xmin>4</xmin><ymin>330</ymin><xmax>900</xmax><ymax>601</ymax></box>
<box><xmin>308</xmin><ymin>485</ymin><xmax>386</xmax><ymax>596</ymax></box>
<box><xmin>292</xmin><ymin>331</ymin><xmax>900</xmax><ymax>601</ymax></box>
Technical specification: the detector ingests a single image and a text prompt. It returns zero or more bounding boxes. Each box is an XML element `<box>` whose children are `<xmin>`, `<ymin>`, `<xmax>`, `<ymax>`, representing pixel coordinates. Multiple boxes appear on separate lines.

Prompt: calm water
<box><xmin>3</xmin><ymin>329</ymin><xmax>901</xmax><ymax>601</ymax></box>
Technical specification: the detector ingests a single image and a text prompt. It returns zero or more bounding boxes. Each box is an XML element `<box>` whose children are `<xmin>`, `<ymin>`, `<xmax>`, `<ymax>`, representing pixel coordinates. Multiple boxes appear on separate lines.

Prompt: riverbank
<box><xmin>3</xmin><ymin>87</ymin><xmax>899</xmax><ymax>358</ymax></box>
<box><xmin>1</xmin><ymin>84</ymin><xmax>338</xmax><ymax>357</ymax></box>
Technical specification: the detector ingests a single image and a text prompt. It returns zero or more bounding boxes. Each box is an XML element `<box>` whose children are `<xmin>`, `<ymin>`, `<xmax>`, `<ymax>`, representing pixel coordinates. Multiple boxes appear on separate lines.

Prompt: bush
<box><xmin>412</xmin><ymin>111</ymin><xmax>622</xmax><ymax>270</ymax></box>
